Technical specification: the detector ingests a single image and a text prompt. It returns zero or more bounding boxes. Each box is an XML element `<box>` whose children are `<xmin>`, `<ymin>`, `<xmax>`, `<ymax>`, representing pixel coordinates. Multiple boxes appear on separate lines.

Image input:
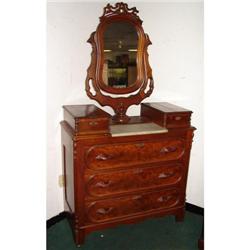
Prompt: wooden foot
<box><xmin>74</xmin><ymin>229</ymin><xmax>85</xmax><ymax>247</ymax></box>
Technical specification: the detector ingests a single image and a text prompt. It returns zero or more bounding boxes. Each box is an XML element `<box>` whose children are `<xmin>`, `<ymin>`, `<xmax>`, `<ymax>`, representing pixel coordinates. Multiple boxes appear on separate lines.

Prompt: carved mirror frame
<box><xmin>85</xmin><ymin>2</ymin><xmax>154</xmax><ymax>123</ymax></box>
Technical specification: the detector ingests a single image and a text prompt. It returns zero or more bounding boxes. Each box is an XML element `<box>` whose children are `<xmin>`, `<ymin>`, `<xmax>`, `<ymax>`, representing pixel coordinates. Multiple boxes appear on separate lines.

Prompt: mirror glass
<box><xmin>102</xmin><ymin>21</ymin><xmax>138</xmax><ymax>88</ymax></box>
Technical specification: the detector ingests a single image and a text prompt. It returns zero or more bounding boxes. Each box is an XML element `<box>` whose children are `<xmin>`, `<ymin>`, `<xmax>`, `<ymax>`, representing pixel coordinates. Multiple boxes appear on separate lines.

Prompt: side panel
<box><xmin>61</xmin><ymin>126</ymin><xmax>75</xmax><ymax>213</ymax></box>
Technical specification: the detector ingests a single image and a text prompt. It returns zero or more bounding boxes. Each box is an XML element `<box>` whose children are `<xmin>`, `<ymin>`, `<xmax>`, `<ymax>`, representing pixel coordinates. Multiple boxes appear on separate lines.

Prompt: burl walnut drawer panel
<box><xmin>85</xmin><ymin>139</ymin><xmax>185</xmax><ymax>170</ymax></box>
<box><xmin>85</xmin><ymin>164</ymin><xmax>183</xmax><ymax>198</ymax></box>
<box><xmin>86</xmin><ymin>189</ymin><xmax>181</xmax><ymax>223</ymax></box>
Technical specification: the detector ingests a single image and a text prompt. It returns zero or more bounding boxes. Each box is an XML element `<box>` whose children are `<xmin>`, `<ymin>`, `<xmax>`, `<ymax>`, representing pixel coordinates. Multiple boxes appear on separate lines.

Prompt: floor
<box><xmin>47</xmin><ymin>211</ymin><xmax>203</xmax><ymax>250</ymax></box>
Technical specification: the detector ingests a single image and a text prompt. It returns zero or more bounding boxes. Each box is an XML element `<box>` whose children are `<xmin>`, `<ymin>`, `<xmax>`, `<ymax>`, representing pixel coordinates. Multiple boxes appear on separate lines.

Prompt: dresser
<box><xmin>60</xmin><ymin>2</ymin><xmax>195</xmax><ymax>246</ymax></box>
<box><xmin>61</xmin><ymin>102</ymin><xmax>195</xmax><ymax>246</ymax></box>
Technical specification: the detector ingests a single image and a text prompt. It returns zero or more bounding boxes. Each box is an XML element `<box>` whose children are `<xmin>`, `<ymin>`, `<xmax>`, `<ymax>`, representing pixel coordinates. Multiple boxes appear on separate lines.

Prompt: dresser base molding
<box><xmin>72</xmin><ymin>206</ymin><xmax>186</xmax><ymax>245</ymax></box>
<box><xmin>46</xmin><ymin>202</ymin><xmax>203</xmax><ymax>229</ymax></box>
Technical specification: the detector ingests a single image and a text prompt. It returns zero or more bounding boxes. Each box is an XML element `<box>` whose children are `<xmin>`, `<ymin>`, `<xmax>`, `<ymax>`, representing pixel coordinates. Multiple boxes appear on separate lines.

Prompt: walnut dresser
<box><xmin>61</xmin><ymin>102</ymin><xmax>195</xmax><ymax>246</ymax></box>
<box><xmin>60</xmin><ymin>2</ymin><xmax>196</xmax><ymax>246</ymax></box>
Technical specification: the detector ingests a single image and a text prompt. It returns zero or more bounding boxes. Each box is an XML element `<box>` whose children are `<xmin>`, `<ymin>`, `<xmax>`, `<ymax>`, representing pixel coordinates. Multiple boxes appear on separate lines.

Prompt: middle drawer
<box><xmin>85</xmin><ymin>164</ymin><xmax>183</xmax><ymax>198</ymax></box>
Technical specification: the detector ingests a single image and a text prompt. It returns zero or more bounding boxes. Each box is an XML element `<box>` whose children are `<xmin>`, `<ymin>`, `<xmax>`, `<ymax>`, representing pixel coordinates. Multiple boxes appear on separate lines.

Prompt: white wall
<box><xmin>47</xmin><ymin>1</ymin><xmax>203</xmax><ymax>219</ymax></box>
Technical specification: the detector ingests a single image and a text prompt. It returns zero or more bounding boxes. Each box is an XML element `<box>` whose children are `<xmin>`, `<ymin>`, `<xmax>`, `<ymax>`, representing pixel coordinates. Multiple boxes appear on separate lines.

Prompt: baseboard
<box><xmin>185</xmin><ymin>202</ymin><xmax>204</xmax><ymax>216</ymax></box>
<box><xmin>47</xmin><ymin>203</ymin><xmax>204</xmax><ymax>229</ymax></box>
<box><xmin>47</xmin><ymin>211</ymin><xmax>68</xmax><ymax>228</ymax></box>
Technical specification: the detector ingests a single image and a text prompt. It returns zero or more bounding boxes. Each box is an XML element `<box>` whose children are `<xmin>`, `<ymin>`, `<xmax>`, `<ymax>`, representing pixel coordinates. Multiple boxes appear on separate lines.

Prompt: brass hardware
<box><xmin>158</xmin><ymin>172</ymin><xmax>174</xmax><ymax>179</ymax></box>
<box><xmin>96</xmin><ymin>207</ymin><xmax>113</xmax><ymax>215</ymax></box>
<box><xmin>95</xmin><ymin>180</ymin><xmax>111</xmax><ymax>188</ymax></box>
<box><xmin>133</xmin><ymin>168</ymin><xmax>143</xmax><ymax>174</ymax></box>
<box><xmin>175</xmin><ymin>116</ymin><xmax>182</xmax><ymax>121</ymax></box>
<box><xmin>157</xmin><ymin>196</ymin><xmax>169</xmax><ymax>202</ymax></box>
<box><xmin>160</xmin><ymin>147</ymin><xmax>169</xmax><ymax>153</ymax></box>
<box><xmin>160</xmin><ymin>146</ymin><xmax>177</xmax><ymax>154</ymax></box>
<box><xmin>89</xmin><ymin>121</ymin><xmax>99</xmax><ymax>126</ymax></box>
<box><xmin>132</xmin><ymin>195</ymin><xmax>142</xmax><ymax>200</ymax></box>
<box><xmin>135</xmin><ymin>142</ymin><xmax>145</xmax><ymax>148</ymax></box>
<box><xmin>96</xmin><ymin>153</ymin><xmax>112</xmax><ymax>161</ymax></box>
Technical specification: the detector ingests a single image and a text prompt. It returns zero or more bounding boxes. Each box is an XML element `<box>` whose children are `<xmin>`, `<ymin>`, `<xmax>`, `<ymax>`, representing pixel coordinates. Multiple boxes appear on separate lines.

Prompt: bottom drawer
<box><xmin>86</xmin><ymin>189</ymin><xmax>182</xmax><ymax>223</ymax></box>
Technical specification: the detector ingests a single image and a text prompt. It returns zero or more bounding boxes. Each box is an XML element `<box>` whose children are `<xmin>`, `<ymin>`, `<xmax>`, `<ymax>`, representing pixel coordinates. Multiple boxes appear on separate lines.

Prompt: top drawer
<box><xmin>63</xmin><ymin>105</ymin><xmax>110</xmax><ymax>135</ymax></box>
<box><xmin>85</xmin><ymin>139</ymin><xmax>185</xmax><ymax>170</ymax></box>
<box><xmin>141</xmin><ymin>103</ymin><xmax>192</xmax><ymax>129</ymax></box>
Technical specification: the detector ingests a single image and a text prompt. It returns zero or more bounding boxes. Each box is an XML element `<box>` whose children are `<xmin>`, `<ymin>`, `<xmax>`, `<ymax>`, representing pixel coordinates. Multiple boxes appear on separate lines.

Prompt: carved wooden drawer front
<box><xmin>85</xmin><ymin>164</ymin><xmax>183</xmax><ymax>198</ymax></box>
<box><xmin>86</xmin><ymin>189</ymin><xmax>180</xmax><ymax>223</ymax></box>
<box><xmin>85</xmin><ymin>139</ymin><xmax>185</xmax><ymax>170</ymax></box>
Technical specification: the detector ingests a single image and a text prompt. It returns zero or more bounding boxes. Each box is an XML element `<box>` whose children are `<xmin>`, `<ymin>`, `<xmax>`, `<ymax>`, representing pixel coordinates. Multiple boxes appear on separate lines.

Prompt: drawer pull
<box><xmin>95</xmin><ymin>180</ymin><xmax>111</xmax><ymax>188</ymax></box>
<box><xmin>132</xmin><ymin>195</ymin><xmax>142</xmax><ymax>200</ymax></box>
<box><xmin>133</xmin><ymin>168</ymin><xmax>143</xmax><ymax>174</ymax></box>
<box><xmin>160</xmin><ymin>146</ymin><xmax>177</xmax><ymax>154</ymax></box>
<box><xmin>135</xmin><ymin>143</ymin><xmax>145</xmax><ymax>148</ymax></box>
<box><xmin>89</xmin><ymin>121</ymin><xmax>99</xmax><ymax>126</ymax></box>
<box><xmin>175</xmin><ymin>116</ymin><xmax>182</xmax><ymax>121</ymax></box>
<box><xmin>96</xmin><ymin>153</ymin><xmax>112</xmax><ymax>161</ymax></box>
<box><xmin>96</xmin><ymin>207</ymin><xmax>113</xmax><ymax>215</ymax></box>
<box><xmin>158</xmin><ymin>172</ymin><xmax>174</xmax><ymax>179</ymax></box>
<box><xmin>157</xmin><ymin>196</ymin><xmax>170</xmax><ymax>203</ymax></box>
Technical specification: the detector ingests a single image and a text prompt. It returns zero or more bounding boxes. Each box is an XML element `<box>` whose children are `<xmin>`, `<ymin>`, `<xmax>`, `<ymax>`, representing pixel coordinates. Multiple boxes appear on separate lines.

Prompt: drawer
<box><xmin>141</xmin><ymin>103</ymin><xmax>191</xmax><ymax>129</ymax></box>
<box><xmin>86</xmin><ymin>189</ymin><xmax>181</xmax><ymax>223</ymax></box>
<box><xmin>63</xmin><ymin>105</ymin><xmax>110</xmax><ymax>135</ymax></box>
<box><xmin>166</xmin><ymin>114</ymin><xmax>190</xmax><ymax>128</ymax></box>
<box><xmin>85</xmin><ymin>164</ymin><xmax>183</xmax><ymax>198</ymax></box>
<box><xmin>85</xmin><ymin>139</ymin><xmax>185</xmax><ymax>170</ymax></box>
<box><xmin>77</xmin><ymin>118</ymin><xmax>109</xmax><ymax>134</ymax></box>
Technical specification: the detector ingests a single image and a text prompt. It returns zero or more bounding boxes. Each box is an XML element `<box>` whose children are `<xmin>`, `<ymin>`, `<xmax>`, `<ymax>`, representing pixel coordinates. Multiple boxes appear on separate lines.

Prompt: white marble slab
<box><xmin>110</xmin><ymin>122</ymin><xmax>168</xmax><ymax>137</ymax></box>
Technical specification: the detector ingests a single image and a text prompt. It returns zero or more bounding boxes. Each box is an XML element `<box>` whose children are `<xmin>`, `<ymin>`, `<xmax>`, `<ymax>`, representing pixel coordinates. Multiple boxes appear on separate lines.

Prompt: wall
<box><xmin>47</xmin><ymin>1</ymin><xmax>203</xmax><ymax>219</ymax></box>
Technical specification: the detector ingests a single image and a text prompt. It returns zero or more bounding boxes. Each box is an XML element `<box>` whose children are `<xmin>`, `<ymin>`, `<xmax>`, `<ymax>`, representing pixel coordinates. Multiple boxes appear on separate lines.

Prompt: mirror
<box><xmin>102</xmin><ymin>21</ymin><xmax>138</xmax><ymax>88</ymax></box>
<box><xmin>86</xmin><ymin>2</ymin><xmax>154</xmax><ymax>123</ymax></box>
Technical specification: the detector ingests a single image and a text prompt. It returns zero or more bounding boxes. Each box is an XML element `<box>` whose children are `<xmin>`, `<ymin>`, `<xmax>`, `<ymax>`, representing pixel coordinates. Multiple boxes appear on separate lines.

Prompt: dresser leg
<box><xmin>74</xmin><ymin>229</ymin><xmax>85</xmax><ymax>247</ymax></box>
<box><xmin>175</xmin><ymin>209</ymin><xmax>185</xmax><ymax>222</ymax></box>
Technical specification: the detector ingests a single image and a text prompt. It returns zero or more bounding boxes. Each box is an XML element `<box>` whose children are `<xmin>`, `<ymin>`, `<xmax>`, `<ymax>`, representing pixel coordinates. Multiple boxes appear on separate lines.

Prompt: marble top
<box><xmin>110</xmin><ymin>122</ymin><xmax>168</xmax><ymax>137</ymax></box>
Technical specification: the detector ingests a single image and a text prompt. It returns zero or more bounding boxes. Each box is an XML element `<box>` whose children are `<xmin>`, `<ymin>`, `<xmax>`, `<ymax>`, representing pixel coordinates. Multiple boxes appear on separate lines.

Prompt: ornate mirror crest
<box><xmin>85</xmin><ymin>2</ymin><xmax>154</xmax><ymax>123</ymax></box>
